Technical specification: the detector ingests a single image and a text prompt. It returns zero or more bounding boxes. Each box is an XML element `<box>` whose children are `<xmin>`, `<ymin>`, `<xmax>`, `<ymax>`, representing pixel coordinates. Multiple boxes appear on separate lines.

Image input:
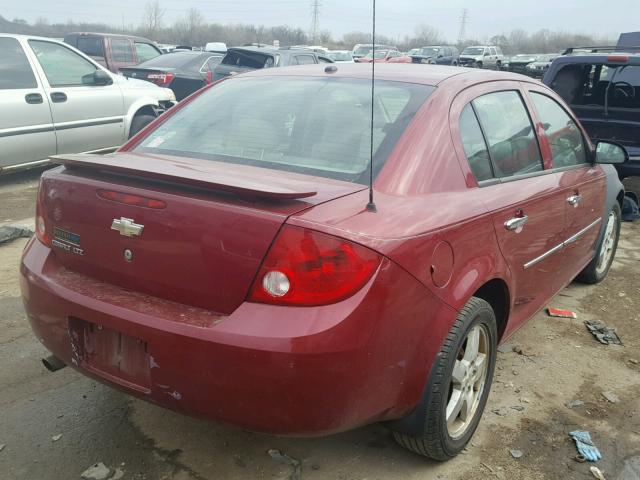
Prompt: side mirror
<box><xmin>83</xmin><ymin>69</ymin><xmax>113</xmax><ymax>86</ymax></box>
<box><xmin>595</xmin><ymin>141</ymin><xmax>628</xmax><ymax>164</ymax></box>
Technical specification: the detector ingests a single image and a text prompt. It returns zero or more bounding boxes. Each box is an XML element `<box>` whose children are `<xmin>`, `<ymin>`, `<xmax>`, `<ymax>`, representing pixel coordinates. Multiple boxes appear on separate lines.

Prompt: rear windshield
<box><xmin>138</xmin><ymin>52</ymin><xmax>200</xmax><ymax>69</ymax></box>
<box><xmin>552</xmin><ymin>63</ymin><xmax>640</xmax><ymax>109</ymax></box>
<box><xmin>135</xmin><ymin>77</ymin><xmax>433</xmax><ymax>183</ymax></box>
<box><xmin>221</xmin><ymin>50</ymin><xmax>273</xmax><ymax>69</ymax></box>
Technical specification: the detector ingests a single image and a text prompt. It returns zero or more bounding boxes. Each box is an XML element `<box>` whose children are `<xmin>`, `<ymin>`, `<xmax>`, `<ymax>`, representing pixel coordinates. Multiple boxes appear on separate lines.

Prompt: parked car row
<box><xmin>0</xmin><ymin>34</ymin><xmax>175</xmax><ymax>174</ymax></box>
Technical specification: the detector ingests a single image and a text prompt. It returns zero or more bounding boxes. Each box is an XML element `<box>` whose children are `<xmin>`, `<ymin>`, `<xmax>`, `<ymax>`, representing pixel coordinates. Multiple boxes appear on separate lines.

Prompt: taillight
<box><xmin>607</xmin><ymin>55</ymin><xmax>629</xmax><ymax>63</ymax></box>
<box><xmin>205</xmin><ymin>71</ymin><xmax>213</xmax><ymax>84</ymax></box>
<box><xmin>147</xmin><ymin>73</ymin><xmax>174</xmax><ymax>86</ymax></box>
<box><xmin>248</xmin><ymin>225</ymin><xmax>382</xmax><ymax>307</ymax></box>
<box><xmin>35</xmin><ymin>179</ymin><xmax>51</xmax><ymax>247</ymax></box>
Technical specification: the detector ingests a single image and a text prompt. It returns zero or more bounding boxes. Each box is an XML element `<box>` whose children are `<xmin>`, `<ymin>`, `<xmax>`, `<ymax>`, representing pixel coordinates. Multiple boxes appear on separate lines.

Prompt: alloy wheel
<box><xmin>446</xmin><ymin>324</ymin><xmax>490</xmax><ymax>439</ymax></box>
<box><xmin>595</xmin><ymin>212</ymin><xmax>617</xmax><ymax>275</ymax></box>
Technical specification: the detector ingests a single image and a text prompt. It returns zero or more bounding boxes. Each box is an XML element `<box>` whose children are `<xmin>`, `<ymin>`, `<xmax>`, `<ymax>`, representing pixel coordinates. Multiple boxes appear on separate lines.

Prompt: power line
<box><xmin>310</xmin><ymin>0</ymin><xmax>321</xmax><ymax>43</ymax></box>
<box><xmin>458</xmin><ymin>8</ymin><xmax>468</xmax><ymax>44</ymax></box>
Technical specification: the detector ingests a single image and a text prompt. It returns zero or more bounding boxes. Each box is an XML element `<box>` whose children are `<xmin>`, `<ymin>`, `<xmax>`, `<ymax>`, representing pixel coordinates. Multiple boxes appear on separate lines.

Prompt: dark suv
<box><xmin>64</xmin><ymin>32</ymin><xmax>162</xmax><ymax>73</ymax></box>
<box><xmin>213</xmin><ymin>46</ymin><xmax>328</xmax><ymax>82</ymax></box>
<box><xmin>543</xmin><ymin>43</ymin><xmax>640</xmax><ymax>178</ymax></box>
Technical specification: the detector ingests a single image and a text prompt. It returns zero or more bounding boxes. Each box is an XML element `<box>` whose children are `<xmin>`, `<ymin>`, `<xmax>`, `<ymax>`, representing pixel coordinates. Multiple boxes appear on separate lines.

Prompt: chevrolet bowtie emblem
<box><xmin>111</xmin><ymin>217</ymin><xmax>144</xmax><ymax>237</ymax></box>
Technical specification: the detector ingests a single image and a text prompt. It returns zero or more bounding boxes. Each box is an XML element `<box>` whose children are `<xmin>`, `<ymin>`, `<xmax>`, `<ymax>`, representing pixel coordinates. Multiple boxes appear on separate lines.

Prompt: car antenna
<box><xmin>366</xmin><ymin>0</ymin><xmax>377</xmax><ymax>212</ymax></box>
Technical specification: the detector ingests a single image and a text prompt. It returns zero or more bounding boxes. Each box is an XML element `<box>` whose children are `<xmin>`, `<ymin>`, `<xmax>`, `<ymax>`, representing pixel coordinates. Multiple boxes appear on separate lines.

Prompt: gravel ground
<box><xmin>0</xmin><ymin>169</ymin><xmax>638</xmax><ymax>480</ymax></box>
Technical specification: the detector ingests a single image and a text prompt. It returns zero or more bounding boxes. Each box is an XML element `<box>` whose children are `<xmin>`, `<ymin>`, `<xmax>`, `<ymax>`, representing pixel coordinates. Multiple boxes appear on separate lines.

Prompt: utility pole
<box><xmin>311</xmin><ymin>0</ymin><xmax>321</xmax><ymax>44</ymax></box>
<box><xmin>458</xmin><ymin>8</ymin><xmax>468</xmax><ymax>45</ymax></box>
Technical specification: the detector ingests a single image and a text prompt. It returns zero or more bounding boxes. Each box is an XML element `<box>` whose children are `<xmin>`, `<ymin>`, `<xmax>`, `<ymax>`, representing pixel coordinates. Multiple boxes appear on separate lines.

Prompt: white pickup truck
<box><xmin>0</xmin><ymin>34</ymin><xmax>176</xmax><ymax>174</ymax></box>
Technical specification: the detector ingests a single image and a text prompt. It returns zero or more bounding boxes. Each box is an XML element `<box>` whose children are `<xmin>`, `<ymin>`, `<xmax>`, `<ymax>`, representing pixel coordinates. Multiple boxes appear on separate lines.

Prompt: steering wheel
<box><xmin>612</xmin><ymin>81</ymin><xmax>636</xmax><ymax>100</ymax></box>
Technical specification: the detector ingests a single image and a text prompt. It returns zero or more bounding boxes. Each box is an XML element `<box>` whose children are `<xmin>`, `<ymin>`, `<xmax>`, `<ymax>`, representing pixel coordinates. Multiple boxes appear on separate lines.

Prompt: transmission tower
<box><xmin>311</xmin><ymin>0</ymin><xmax>321</xmax><ymax>44</ymax></box>
<box><xmin>458</xmin><ymin>9</ymin><xmax>468</xmax><ymax>44</ymax></box>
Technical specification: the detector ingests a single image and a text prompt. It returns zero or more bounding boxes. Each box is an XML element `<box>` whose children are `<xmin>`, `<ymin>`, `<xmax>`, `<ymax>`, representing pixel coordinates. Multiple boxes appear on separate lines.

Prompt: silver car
<box><xmin>0</xmin><ymin>34</ymin><xmax>176</xmax><ymax>174</ymax></box>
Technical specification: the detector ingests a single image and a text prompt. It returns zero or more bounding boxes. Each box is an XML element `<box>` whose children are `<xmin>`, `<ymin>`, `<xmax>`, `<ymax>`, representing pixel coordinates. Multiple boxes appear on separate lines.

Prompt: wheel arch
<box><xmin>471</xmin><ymin>278</ymin><xmax>510</xmax><ymax>342</ymax></box>
<box><xmin>124</xmin><ymin>99</ymin><xmax>161</xmax><ymax>137</ymax></box>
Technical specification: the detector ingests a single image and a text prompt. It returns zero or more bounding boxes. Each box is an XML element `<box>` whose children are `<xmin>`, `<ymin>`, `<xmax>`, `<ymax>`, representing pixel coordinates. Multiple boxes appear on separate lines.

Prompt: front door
<box><xmin>526</xmin><ymin>88</ymin><xmax>607</xmax><ymax>279</ymax></box>
<box><xmin>0</xmin><ymin>37</ymin><xmax>56</xmax><ymax>169</ymax></box>
<box><xmin>25</xmin><ymin>39</ymin><xmax>125</xmax><ymax>154</ymax></box>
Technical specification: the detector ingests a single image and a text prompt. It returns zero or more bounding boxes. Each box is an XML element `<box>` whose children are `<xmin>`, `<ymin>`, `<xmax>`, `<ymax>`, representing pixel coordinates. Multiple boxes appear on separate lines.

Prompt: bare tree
<box><xmin>186</xmin><ymin>8</ymin><xmax>204</xmax><ymax>45</ymax></box>
<box><xmin>142</xmin><ymin>0</ymin><xmax>165</xmax><ymax>39</ymax></box>
<box><xmin>412</xmin><ymin>24</ymin><xmax>444</xmax><ymax>47</ymax></box>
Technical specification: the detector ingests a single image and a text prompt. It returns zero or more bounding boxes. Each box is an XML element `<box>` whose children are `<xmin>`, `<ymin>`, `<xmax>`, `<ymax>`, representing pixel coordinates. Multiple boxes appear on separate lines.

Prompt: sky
<box><xmin>1</xmin><ymin>0</ymin><xmax>638</xmax><ymax>42</ymax></box>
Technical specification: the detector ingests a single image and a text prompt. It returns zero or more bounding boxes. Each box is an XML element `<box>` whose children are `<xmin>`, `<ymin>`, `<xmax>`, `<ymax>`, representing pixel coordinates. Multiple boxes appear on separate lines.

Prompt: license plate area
<box><xmin>69</xmin><ymin>318</ymin><xmax>151</xmax><ymax>393</ymax></box>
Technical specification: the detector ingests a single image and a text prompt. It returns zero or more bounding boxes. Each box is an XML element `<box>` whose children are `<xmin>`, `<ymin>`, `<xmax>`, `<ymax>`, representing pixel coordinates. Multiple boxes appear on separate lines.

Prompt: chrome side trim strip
<box><xmin>564</xmin><ymin>218</ymin><xmax>602</xmax><ymax>246</ymax></box>
<box><xmin>0</xmin><ymin>125</ymin><xmax>55</xmax><ymax>138</ymax></box>
<box><xmin>524</xmin><ymin>243</ymin><xmax>564</xmax><ymax>270</ymax></box>
<box><xmin>523</xmin><ymin>217</ymin><xmax>601</xmax><ymax>270</ymax></box>
<box><xmin>54</xmin><ymin>117</ymin><xmax>123</xmax><ymax>131</ymax></box>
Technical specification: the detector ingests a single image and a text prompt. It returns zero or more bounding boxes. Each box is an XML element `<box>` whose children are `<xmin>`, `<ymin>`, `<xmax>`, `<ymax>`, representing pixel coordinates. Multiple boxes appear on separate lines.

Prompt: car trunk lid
<box><xmin>41</xmin><ymin>152</ymin><xmax>366</xmax><ymax>314</ymax></box>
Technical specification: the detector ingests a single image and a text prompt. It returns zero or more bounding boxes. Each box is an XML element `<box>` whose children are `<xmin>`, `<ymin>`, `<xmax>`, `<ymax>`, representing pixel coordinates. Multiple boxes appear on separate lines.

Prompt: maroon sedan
<box><xmin>22</xmin><ymin>64</ymin><xmax>626</xmax><ymax>460</ymax></box>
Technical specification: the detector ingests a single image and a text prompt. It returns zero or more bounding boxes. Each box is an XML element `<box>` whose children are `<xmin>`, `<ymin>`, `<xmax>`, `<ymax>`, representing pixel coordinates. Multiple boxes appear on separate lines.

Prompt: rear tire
<box><xmin>576</xmin><ymin>203</ymin><xmax>621</xmax><ymax>284</ymax></box>
<box><xmin>128</xmin><ymin>113</ymin><xmax>156</xmax><ymax>139</ymax></box>
<box><xmin>391</xmin><ymin>297</ymin><xmax>497</xmax><ymax>460</ymax></box>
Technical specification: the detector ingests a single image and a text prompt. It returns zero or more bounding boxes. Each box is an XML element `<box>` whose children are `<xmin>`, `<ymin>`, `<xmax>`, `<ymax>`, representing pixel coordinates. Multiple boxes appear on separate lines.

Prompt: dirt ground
<box><xmin>0</xmin><ymin>169</ymin><xmax>638</xmax><ymax>480</ymax></box>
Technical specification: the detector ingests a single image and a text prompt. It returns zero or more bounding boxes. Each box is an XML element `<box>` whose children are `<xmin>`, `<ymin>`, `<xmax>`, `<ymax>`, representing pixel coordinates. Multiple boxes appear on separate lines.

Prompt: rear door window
<box><xmin>135</xmin><ymin>42</ymin><xmax>161</xmax><ymax>63</ymax></box>
<box><xmin>0</xmin><ymin>37</ymin><xmax>38</xmax><ymax>89</ymax></box>
<box><xmin>294</xmin><ymin>55</ymin><xmax>316</xmax><ymax>65</ymax></box>
<box><xmin>111</xmin><ymin>38</ymin><xmax>134</xmax><ymax>63</ymax></box>
<box><xmin>472</xmin><ymin>91</ymin><xmax>543</xmax><ymax>178</ymax></box>
<box><xmin>77</xmin><ymin>36</ymin><xmax>105</xmax><ymax>58</ymax></box>
<box><xmin>529</xmin><ymin>92</ymin><xmax>588</xmax><ymax>168</ymax></box>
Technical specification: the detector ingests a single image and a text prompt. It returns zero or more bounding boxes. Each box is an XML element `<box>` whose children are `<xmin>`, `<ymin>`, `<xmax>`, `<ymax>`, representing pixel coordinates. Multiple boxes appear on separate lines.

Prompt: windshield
<box><xmin>136</xmin><ymin>77</ymin><xmax>434</xmax><ymax>183</ymax></box>
<box><xmin>462</xmin><ymin>47</ymin><xmax>484</xmax><ymax>56</ymax></box>
<box><xmin>418</xmin><ymin>48</ymin><xmax>439</xmax><ymax>57</ymax></box>
<box><xmin>537</xmin><ymin>54</ymin><xmax>557</xmax><ymax>62</ymax></box>
<box><xmin>327</xmin><ymin>51</ymin><xmax>352</xmax><ymax>61</ymax></box>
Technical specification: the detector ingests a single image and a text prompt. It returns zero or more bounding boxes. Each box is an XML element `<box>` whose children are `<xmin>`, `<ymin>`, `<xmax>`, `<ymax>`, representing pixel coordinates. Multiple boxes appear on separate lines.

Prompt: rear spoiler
<box><xmin>52</xmin><ymin>153</ymin><xmax>318</xmax><ymax>200</ymax></box>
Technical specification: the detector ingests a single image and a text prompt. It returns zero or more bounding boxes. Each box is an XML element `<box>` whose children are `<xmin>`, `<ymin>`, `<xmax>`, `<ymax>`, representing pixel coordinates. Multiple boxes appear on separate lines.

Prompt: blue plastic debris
<box><xmin>569</xmin><ymin>430</ymin><xmax>602</xmax><ymax>462</ymax></box>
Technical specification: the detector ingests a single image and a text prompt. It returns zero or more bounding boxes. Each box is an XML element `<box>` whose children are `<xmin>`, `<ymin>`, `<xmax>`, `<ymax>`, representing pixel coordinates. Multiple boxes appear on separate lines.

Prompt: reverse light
<box><xmin>35</xmin><ymin>180</ymin><xmax>51</xmax><ymax>247</ymax></box>
<box><xmin>248</xmin><ymin>225</ymin><xmax>382</xmax><ymax>307</ymax></box>
<box><xmin>147</xmin><ymin>73</ymin><xmax>174</xmax><ymax>86</ymax></box>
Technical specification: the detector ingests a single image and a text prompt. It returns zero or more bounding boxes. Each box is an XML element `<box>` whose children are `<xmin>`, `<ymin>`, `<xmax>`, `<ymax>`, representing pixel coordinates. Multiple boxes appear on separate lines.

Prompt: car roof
<box><xmin>228</xmin><ymin>46</ymin><xmax>317</xmax><ymax>56</ymax></box>
<box><xmin>65</xmin><ymin>32</ymin><xmax>155</xmax><ymax>43</ymax></box>
<box><xmin>0</xmin><ymin>33</ymin><xmax>65</xmax><ymax>42</ymax></box>
<box><xmin>553</xmin><ymin>52</ymin><xmax>640</xmax><ymax>65</ymax></box>
<box><xmin>237</xmin><ymin>63</ymin><xmax>532</xmax><ymax>86</ymax></box>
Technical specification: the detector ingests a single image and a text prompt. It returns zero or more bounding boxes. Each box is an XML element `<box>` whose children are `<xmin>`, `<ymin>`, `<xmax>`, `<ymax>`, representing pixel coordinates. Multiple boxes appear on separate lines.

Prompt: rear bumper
<box><xmin>21</xmin><ymin>238</ymin><xmax>456</xmax><ymax>435</ymax></box>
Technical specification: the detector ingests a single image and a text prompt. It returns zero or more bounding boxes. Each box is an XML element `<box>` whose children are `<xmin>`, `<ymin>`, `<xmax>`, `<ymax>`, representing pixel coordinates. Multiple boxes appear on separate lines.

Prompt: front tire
<box><xmin>475</xmin><ymin>61</ymin><xmax>483</xmax><ymax>69</ymax></box>
<box><xmin>391</xmin><ymin>297</ymin><xmax>497</xmax><ymax>460</ymax></box>
<box><xmin>576</xmin><ymin>203</ymin><xmax>621</xmax><ymax>284</ymax></box>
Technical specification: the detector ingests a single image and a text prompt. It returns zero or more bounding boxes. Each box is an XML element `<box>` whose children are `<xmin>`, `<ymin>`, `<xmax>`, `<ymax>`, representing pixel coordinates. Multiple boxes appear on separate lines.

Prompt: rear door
<box><xmin>108</xmin><ymin>37</ymin><xmax>136</xmax><ymax>72</ymax></box>
<box><xmin>0</xmin><ymin>37</ymin><xmax>56</xmax><ymax>170</ymax></box>
<box><xmin>526</xmin><ymin>87</ymin><xmax>606</xmax><ymax>277</ymax></box>
<box><xmin>452</xmin><ymin>82</ymin><xmax>568</xmax><ymax>331</ymax></box>
<box><xmin>26</xmin><ymin>39</ymin><xmax>125</xmax><ymax>154</ymax></box>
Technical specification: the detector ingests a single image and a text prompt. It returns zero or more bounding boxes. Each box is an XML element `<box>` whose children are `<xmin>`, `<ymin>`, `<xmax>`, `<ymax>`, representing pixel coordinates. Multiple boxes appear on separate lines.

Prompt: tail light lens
<box><xmin>205</xmin><ymin>71</ymin><xmax>213</xmax><ymax>84</ymax></box>
<box><xmin>248</xmin><ymin>225</ymin><xmax>382</xmax><ymax>307</ymax></box>
<box><xmin>35</xmin><ymin>180</ymin><xmax>51</xmax><ymax>247</ymax></box>
<box><xmin>148</xmin><ymin>73</ymin><xmax>174</xmax><ymax>86</ymax></box>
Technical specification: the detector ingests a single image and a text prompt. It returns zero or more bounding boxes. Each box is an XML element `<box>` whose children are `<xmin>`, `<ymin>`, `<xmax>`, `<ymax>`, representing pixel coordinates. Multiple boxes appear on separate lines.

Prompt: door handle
<box><xmin>25</xmin><ymin>93</ymin><xmax>43</xmax><ymax>104</ymax></box>
<box><xmin>50</xmin><ymin>92</ymin><xmax>67</xmax><ymax>103</ymax></box>
<box><xmin>567</xmin><ymin>194</ymin><xmax>583</xmax><ymax>206</ymax></box>
<box><xmin>505</xmin><ymin>215</ymin><xmax>529</xmax><ymax>231</ymax></box>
